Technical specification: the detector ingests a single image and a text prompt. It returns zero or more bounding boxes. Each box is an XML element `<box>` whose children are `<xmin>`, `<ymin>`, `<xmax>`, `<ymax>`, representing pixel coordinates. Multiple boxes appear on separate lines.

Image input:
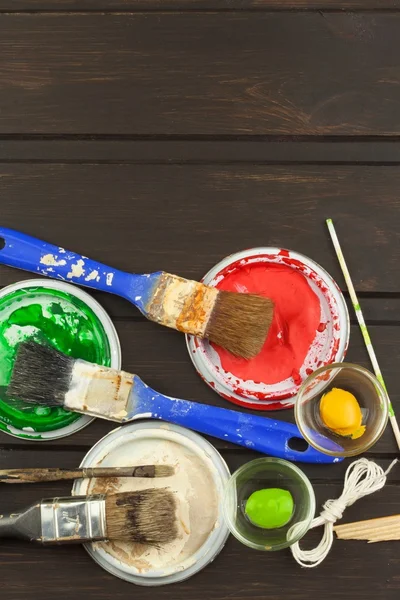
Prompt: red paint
<box><xmin>291</xmin><ymin>369</ymin><xmax>302</xmax><ymax>385</ymax></box>
<box><xmin>317</xmin><ymin>322</ymin><xmax>327</xmax><ymax>332</ymax></box>
<box><xmin>218</xmin><ymin>390</ymin><xmax>288</xmax><ymax>411</ymax></box>
<box><xmin>213</xmin><ymin>263</ymin><xmax>321</xmax><ymax>385</ymax></box>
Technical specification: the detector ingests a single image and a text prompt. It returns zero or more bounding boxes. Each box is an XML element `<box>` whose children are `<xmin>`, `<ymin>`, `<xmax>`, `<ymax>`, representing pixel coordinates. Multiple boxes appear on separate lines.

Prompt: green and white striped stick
<box><xmin>326</xmin><ymin>218</ymin><xmax>400</xmax><ymax>451</ymax></box>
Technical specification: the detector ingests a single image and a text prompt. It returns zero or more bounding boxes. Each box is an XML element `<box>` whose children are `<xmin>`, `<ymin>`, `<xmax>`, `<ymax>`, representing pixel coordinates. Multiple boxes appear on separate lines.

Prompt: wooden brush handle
<box><xmin>0</xmin><ymin>466</ymin><xmax>163</xmax><ymax>483</ymax></box>
<box><xmin>334</xmin><ymin>514</ymin><xmax>400</xmax><ymax>542</ymax></box>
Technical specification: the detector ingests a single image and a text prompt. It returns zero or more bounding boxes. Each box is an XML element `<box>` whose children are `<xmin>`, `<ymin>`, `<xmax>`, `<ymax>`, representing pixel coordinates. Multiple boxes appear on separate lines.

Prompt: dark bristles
<box><xmin>7</xmin><ymin>341</ymin><xmax>75</xmax><ymax>407</ymax></box>
<box><xmin>206</xmin><ymin>291</ymin><xmax>274</xmax><ymax>359</ymax></box>
<box><xmin>150</xmin><ymin>465</ymin><xmax>175</xmax><ymax>478</ymax></box>
<box><xmin>105</xmin><ymin>488</ymin><xmax>178</xmax><ymax>545</ymax></box>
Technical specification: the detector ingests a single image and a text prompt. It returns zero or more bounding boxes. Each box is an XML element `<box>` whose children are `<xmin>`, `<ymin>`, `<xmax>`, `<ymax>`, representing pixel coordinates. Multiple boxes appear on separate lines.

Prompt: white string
<box><xmin>290</xmin><ymin>457</ymin><xmax>398</xmax><ymax>568</ymax></box>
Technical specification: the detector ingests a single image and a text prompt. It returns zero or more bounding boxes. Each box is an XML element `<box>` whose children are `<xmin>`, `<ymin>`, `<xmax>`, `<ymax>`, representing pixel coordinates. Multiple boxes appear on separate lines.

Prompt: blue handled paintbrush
<box><xmin>7</xmin><ymin>341</ymin><xmax>342</xmax><ymax>464</ymax></box>
<box><xmin>0</xmin><ymin>227</ymin><xmax>273</xmax><ymax>359</ymax></box>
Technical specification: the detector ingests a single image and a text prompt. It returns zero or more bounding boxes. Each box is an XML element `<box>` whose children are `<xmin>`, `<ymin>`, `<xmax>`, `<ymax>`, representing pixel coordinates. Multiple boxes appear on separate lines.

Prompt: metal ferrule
<box><xmin>40</xmin><ymin>495</ymin><xmax>106</xmax><ymax>544</ymax></box>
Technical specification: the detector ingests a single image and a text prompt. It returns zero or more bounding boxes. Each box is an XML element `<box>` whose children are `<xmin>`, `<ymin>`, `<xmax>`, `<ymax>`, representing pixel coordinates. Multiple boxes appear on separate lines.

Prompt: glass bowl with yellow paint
<box><xmin>223</xmin><ymin>458</ymin><xmax>315</xmax><ymax>551</ymax></box>
<box><xmin>0</xmin><ymin>279</ymin><xmax>121</xmax><ymax>440</ymax></box>
<box><xmin>295</xmin><ymin>363</ymin><xmax>389</xmax><ymax>457</ymax></box>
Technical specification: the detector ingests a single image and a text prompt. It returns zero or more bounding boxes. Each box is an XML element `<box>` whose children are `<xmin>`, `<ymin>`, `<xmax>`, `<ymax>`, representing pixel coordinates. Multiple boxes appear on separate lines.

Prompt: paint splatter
<box><xmin>67</xmin><ymin>259</ymin><xmax>85</xmax><ymax>279</ymax></box>
<box><xmin>85</xmin><ymin>270</ymin><xmax>99</xmax><ymax>282</ymax></box>
<box><xmin>40</xmin><ymin>254</ymin><xmax>67</xmax><ymax>267</ymax></box>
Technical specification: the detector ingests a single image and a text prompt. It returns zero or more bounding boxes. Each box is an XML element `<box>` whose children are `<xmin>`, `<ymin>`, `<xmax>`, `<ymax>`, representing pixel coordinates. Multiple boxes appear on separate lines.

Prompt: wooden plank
<box><xmin>2</xmin><ymin>14</ymin><xmax>400</xmax><ymax>135</ymax></box>
<box><xmin>0</xmin><ymin>164</ymin><xmax>399</xmax><ymax>292</ymax></box>
<box><xmin>2</xmin><ymin>287</ymin><xmax>392</xmax><ymax>324</ymax></box>
<box><xmin>0</xmin><ymin>483</ymin><xmax>398</xmax><ymax>599</ymax></box>
<box><xmin>0</xmin><ymin>322</ymin><xmax>398</xmax><ymax>453</ymax></box>
<box><xmin>3</xmin><ymin>139</ymin><xmax>400</xmax><ymax>164</ymax></box>
<box><xmin>2</xmin><ymin>285</ymin><xmax>399</xmax><ymax>323</ymax></box>
<box><xmin>3</xmin><ymin>0</ymin><xmax>400</xmax><ymax>11</ymax></box>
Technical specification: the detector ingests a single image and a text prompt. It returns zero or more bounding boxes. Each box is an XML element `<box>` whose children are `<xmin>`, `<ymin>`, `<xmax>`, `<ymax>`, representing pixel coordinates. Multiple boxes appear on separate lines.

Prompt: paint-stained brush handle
<box><xmin>132</xmin><ymin>378</ymin><xmax>343</xmax><ymax>464</ymax></box>
<box><xmin>0</xmin><ymin>227</ymin><xmax>158</xmax><ymax>312</ymax></box>
<box><xmin>0</xmin><ymin>465</ymin><xmax>174</xmax><ymax>483</ymax></box>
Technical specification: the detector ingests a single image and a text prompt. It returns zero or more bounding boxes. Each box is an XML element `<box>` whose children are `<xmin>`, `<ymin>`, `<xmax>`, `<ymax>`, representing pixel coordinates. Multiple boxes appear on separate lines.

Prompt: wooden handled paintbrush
<box><xmin>0</xmin><ymin>465</ymin><xmax>175</xmax><ymax>483</ymax></box>
<box><xmin>0</xmin><ymin>488</ymin><xmax>177</xmax><ymax>545</ymax></box>
<box><xmin>0</xmin><ymin>227</ymin><xmax>274</xmax><ymax>359</ymax></box>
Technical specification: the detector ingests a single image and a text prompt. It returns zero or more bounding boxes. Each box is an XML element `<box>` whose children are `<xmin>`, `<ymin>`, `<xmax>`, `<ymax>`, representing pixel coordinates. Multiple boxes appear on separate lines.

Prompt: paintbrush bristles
<box><xmin>148</xmin><ymin>465</ymin><xmax>175</xmax><ymax>478</ymax></box>
<box><xmin>7</xmin><ymin>341</ymin><xmax>74</xmax><ymax>406</ymax></box>
<box><xmin>105</xmin><ymin>488</ymin><xmax>178</xmax><ymax>545</ymax></box>
<box><xmin>206</xmin><ymin>291</ymin><xmax>274</xmax><ymax>359</ymax></box>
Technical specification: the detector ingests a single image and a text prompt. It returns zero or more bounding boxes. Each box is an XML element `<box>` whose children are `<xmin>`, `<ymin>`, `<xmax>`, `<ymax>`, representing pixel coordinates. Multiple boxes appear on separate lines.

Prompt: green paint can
<box><xmin>0</xmin><ymin>279</ymin><xmax>121</xmax><ymax>440</ymax></box>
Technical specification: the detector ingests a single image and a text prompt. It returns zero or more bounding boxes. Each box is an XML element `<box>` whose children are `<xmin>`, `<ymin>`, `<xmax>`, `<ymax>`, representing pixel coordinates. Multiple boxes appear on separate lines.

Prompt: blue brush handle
<box><xmin>0</xmin><ymin>227</ymin><xmax>160</xmax><ymax>313</ymax></box>
<box><xmin>131</xmin><ymin>377</ymin><xmax>343</xmax><ymax>464</ymax></box>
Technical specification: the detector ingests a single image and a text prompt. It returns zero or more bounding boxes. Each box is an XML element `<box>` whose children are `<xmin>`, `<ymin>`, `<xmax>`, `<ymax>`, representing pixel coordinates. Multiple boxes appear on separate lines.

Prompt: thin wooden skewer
<box><xmin>326</xmin><ymin>218</ymin><xmax>400</xmax><ymax>451</ymax></box>
<box><xmin>334</xmin><ymin>514</ymin><xmax>400</xmax><ymax>542</ymax></box>
<box><xmin>0</xmin><ymin>465</ymin><xmax>175</xmax><ymax>483</ymax></box>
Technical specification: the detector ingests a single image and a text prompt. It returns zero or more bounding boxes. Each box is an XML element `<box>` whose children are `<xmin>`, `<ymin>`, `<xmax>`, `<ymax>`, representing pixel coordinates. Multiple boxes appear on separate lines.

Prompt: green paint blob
<box><xmin>245</xmin><ymin>488</ymin><xmax>294</xmax><ymax>529</ymax></box>
<box><xmin>0</xmin><ymin>287</ymin><xmax>111</xmax><ymax>434</ymax></box>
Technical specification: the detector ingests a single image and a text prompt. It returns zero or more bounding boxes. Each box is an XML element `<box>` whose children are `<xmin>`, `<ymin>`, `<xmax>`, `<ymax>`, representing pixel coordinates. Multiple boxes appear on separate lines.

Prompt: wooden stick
<box><xmin>326</xmin><ymin>218</ymin><xmax>400</xmax><ymax>451</ymax></box>
<box><xmin>0</xmin><ymin>465</ymin><xmax>175</xmax><ymax>483</ymax></box>
<box><xmin>334</xmin><ymin>514</ymin><xmax>400</xmax><ymax>542</ymax></box>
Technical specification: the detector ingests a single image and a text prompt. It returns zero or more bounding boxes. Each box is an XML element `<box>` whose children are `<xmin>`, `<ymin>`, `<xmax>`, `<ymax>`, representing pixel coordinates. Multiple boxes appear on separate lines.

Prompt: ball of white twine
<box><xmin>290</xmin><ymin>457</ymin><xmax>398</xmax><ymax>568</ymax></box>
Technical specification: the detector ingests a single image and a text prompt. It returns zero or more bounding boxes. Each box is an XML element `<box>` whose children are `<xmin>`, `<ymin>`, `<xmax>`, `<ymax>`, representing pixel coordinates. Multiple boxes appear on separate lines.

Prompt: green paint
<box><xmin>0</xmin><ymin>286</ymin><xmax>111</xmax><ymax>434</ymax></box>
<box><xmin>360</xmin><ymin>324</ymin><xmax>372</xmax><ymax>345</ymax></box>
<box><xmin>245</xmin><ymin>488</ymin><xmax>294</xmax><ymax>529</ymax></box>
<box><xmin>354</xmin><ymin>303</ymin><xmax>361</xmax><ymax>312</ymax></box>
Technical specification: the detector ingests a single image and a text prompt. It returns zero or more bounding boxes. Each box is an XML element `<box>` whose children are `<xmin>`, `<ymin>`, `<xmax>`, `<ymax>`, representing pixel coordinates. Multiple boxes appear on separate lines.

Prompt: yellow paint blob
<box><xmin>320</xmin><ymin>387</ymin><xmax>366</xmax><ymax>440</ymax></box>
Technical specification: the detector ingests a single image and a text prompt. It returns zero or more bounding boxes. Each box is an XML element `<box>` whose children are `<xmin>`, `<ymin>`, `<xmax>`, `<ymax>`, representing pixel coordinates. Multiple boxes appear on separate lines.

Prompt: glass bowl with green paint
<box><xmin>223</xmin><ymin>458</ymin><xmax>315</xmax><ymax>551</ymax></box>
<box><xmin>0</xmin><ymin>280</ymin><xmax>121</xmax><ymax>440</ymax></box>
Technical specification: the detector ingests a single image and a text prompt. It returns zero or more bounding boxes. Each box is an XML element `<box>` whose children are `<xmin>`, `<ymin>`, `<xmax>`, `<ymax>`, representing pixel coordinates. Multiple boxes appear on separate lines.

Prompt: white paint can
<box><xmin>73</xmin><ymin>421</ymin><xmax>230</xmax><ymax>585</ymax></box>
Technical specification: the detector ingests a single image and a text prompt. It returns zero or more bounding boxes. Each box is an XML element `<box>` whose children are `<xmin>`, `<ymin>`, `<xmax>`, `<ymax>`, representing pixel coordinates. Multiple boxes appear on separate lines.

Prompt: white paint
<box><xmin>66</xmin><ymin>259</ymin><xmax>85</xmax><ymax>279</ymax></box>
<box><xmin>85</xmin><ymin>270</ymin><xmax>99</xmax><ymax>282</ymax></box>
<box><xmin>134</xmin><ymin>412</ymin><xmax>152</xmax><ymax>419</ymax></box>
<box><xmin>40</xmin><ymin>254</ymin><xmax>67</xmax><ymax>267</ymax></box>
<box><xmin>148</xmin><ymin>274</ymin><xmax>217</xmax><ymax>336</ymax></box>
<box><xmin>106</xmin><ymin>273</ymin><xmax>114</xmax><ymax>286</ymax></box>
<box><xmin>233</xmin><ymin>282</ymin><xmax>249</xmax><ymax>293</ymax></box>
<box><xmin>135</xmin><ymin>295</ymin><xmax>141</xmax><ymax>301</ymax></box>
<box><xmin>58</xmin><ymin>247</ymin><xmax>66</xmax><ymax>254</ymax></box>
<box><xmin>65</xmin><ymin>361</ymin><xmax>131</xmax><ymax>421</ymax></box>
<box><xmin>76</xmin><ymin>425</ymin><xmax>223</xmax><ymax>579</ymax></box>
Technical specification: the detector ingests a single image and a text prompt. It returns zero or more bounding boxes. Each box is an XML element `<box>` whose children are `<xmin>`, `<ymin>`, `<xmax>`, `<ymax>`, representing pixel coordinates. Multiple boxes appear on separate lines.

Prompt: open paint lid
<box><xmin>0</xmin><ymin>279</ymin><xmax>121</xmax><ymax>440</ymax></box>
<box><xmin>72</xmin><ymin>421</ymin><xmax>230</xmax><ymax>586</ymax></box>
<box><xmin>186</xmin><ymin>248</ymin><xmax>350</xmax><ymax>411</ymax></box>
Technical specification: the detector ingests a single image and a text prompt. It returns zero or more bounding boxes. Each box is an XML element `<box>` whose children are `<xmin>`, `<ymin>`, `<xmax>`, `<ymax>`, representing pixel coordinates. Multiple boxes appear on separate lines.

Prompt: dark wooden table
<box><xmin>0</xmin><ymin>1</ymin><xmax>400</xmax><ymax>599</ymax></box>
